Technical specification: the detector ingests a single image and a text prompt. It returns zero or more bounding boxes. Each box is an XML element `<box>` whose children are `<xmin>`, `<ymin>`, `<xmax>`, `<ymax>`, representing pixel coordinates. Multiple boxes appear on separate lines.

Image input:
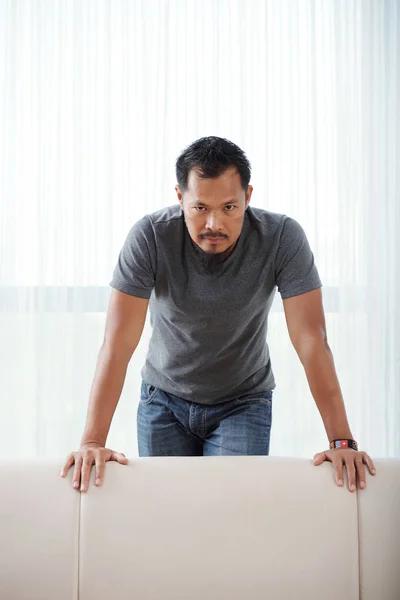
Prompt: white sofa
<box><xmin>1</xmin><ymin>456</ymin><xmax>399</xmax><ymax>600</ymax></box>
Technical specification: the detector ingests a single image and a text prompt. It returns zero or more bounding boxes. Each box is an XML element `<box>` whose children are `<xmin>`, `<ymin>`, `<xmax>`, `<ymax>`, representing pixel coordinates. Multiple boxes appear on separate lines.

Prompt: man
<box><xmin>61</xmin><ymin>136</ymin><xmax>376</xmax><ymax>492</ymax></box>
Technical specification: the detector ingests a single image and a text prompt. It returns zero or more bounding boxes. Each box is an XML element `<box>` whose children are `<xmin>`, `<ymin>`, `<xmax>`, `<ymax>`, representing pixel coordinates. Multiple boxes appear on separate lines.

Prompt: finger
<box><xmin>313</xmin><ymin>452</ymin><xmax>326</xmax><ymax>465</ymax></box>
<box><xmin>95</xmin><ymin>456</ymin><xmax>106</xmax><ymax>486</ymax></box>
<box><xmin>363</xmin><ymin>453</ymin><xmax>376</xmax><ymax>475</ymax></box>
<box><xmin>72</xmin><ymin>455</ymin><xmax>83</xmax><ymax>490</ymax></box>
<box><xmin>80</xmin><ymin>454</ymin><xmax>95</xmax><ymax>492</ymax></box>
<box><xmin>334</xmin><ymin>459</ymin><xmax>345</xmax><ymax>486</ymax></box>
<box><xmin>60</xmin><ymin>453</ymin><xmax>75</xmax><ymax>477</ymax></box>
<box><xmin>110</xmin><ymin>452</ymin><xmax>129</xmax><ymax>464</ymax></box>
<box><xmin>345</xmin><ymin>458</ymin><xmax>357</xmax><ymax>491</ymax></box>
<box><xmin>355</xmin><ymin>459</ymin><xmax>367</xmax><ymax>489</ymax></box>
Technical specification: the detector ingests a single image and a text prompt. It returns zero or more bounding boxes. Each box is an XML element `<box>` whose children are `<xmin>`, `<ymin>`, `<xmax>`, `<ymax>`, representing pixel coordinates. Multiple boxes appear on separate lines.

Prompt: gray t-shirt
<box><xmin>110</xmin><ymin>204</ymin><xmax>322</xmax><ymax>405</ymax></box>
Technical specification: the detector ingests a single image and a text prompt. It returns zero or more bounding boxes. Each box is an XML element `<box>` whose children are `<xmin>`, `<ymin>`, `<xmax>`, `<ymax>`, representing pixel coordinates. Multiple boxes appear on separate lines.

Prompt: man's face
<box><xmin>175</xmin><ymin>166</ymin><xmax>252</xmax><ymax>260</ymax></box>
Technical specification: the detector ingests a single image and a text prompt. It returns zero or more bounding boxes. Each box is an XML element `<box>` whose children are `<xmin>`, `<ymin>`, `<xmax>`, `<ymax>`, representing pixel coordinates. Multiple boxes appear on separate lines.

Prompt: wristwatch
<box><xmin>330</xmin><ymin>439</ymin><xmax>358</xmax><ymax>451</ymax></box>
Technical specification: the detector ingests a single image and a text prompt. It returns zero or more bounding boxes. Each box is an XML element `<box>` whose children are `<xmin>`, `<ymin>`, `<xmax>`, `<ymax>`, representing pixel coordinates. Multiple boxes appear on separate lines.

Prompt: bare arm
<box><xmin>282</xmin><ymin>288</ymin><xmax>354</xmax><ymax>442</ymax></box>
<box><xmin>80</xmin><ymin>289</ymin><xmax>149</xmax><ymax>447</ymax></box>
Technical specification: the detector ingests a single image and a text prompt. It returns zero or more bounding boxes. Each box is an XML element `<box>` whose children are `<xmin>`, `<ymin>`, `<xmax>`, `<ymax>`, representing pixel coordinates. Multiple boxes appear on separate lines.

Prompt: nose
<box><xmin>205</xmin><ymin>212</ymin><xmax>221</xmax><ymax>232</ymax></box>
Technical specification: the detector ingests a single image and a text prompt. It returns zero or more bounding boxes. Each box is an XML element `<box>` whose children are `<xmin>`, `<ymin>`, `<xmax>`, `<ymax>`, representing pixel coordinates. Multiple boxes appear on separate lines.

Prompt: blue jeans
<box><xmin>137</xmin><ymin>380</ymin><xmax>273</xmax><ymax>456</ymax></box>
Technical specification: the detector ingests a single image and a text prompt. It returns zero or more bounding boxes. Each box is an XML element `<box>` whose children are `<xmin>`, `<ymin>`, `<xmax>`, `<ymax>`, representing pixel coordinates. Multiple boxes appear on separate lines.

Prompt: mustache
<box><xmin>200</xmin><ymin>234</ymin><xmax>228</xmax><ymax>239</ymax></box>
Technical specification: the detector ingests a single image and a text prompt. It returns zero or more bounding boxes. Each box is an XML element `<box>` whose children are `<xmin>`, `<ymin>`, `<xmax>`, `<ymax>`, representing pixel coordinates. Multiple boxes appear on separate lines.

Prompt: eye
<box><xmin>193</xmin><ymin>205</ymin><xmax>236</xmax><ymax>212</ymax></box>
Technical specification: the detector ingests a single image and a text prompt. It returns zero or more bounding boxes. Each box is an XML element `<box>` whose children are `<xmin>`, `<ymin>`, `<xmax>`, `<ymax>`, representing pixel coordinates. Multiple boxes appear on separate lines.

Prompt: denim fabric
<box><xmin>137</xmin><ymin>380</ymin><xmax>273</xmax><ymax>456</ymax></box>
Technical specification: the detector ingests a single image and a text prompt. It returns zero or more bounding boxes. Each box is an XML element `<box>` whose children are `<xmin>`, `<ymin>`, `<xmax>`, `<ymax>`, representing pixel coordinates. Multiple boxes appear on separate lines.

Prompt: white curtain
<box><xmin>0</xmin><ymin>0</ymin><xmax>399</xmax><ymax>460</ymax></box>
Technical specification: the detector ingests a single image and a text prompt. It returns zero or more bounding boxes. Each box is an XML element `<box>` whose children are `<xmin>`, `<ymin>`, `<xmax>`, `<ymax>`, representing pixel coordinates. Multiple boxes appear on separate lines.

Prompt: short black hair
<box><xmin>175</xmin><ymin>136</ymin><xmax>251</xmax><ymax>194</ymax></box>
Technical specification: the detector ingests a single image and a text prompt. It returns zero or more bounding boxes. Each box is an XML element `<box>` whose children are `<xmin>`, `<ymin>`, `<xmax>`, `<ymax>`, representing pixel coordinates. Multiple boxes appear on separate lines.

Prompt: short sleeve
<box><xmin>109</xmin><ymin>215</ymin><xmax>156</xmax><ymax>299</ymax></box>
<box><xmin>275</xmin><ymin>217</ymin><xmax>322</xmax><ymax>299</ymax></box>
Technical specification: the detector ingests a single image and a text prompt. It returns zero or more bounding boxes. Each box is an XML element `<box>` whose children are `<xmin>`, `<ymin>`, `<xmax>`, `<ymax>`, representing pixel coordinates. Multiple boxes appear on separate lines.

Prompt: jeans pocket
<box><xmin>140</xmin><ymin>380</ymin><xmax>159</xmax><ymax>404</ymax></box>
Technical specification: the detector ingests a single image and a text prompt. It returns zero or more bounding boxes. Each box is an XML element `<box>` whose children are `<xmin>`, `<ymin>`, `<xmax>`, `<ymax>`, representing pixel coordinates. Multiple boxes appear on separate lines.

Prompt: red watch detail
<box><xmin>329</xmin><ymin>439</ymin><xmax>358</xmax><ymax>451</ymax></box>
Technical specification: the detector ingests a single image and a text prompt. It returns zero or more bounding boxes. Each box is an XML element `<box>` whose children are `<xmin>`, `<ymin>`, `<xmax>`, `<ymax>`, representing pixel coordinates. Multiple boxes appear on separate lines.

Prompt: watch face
<box><xmin>330</xmin><ymin>440</ymin><xmax>358</xmax><ymax>451</ymax></box>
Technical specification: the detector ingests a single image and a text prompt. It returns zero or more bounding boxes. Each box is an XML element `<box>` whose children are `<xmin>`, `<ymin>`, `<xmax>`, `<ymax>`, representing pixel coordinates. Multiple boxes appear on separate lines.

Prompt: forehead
<box><xmin>187</xmin><ymin>166</ymin><xmax>242</xmax><ymax>199</ymax></box>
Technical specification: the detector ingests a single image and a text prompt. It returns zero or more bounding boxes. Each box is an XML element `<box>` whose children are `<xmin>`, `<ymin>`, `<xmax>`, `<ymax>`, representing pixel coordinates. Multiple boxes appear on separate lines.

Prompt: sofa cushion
<box><xmin>358</xmin><ymin>459</ymin><xmax>400</xmax><ymax>599</ymax></box>
<box><xmin>0</xmin><ymin>459</ymin><xmax>79</xmax><ymax>600</ymax></box>
<box><xmin>79</xmin><ymin>456</ymin><xmax>359</xmax><ymax>600</ymax></box>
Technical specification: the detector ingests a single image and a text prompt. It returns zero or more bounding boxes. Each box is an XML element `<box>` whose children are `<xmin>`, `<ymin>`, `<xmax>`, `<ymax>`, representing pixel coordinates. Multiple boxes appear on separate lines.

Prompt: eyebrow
<box><xmin>192</xmin><ymin>200</ymin><xmax>238</xmax><ymax>206</ymax></box>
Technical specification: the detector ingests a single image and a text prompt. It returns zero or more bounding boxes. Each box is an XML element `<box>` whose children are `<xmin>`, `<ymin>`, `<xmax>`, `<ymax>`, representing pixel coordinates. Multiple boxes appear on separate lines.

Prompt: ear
<box><xmin>245</xmin><ymin>185</ymin><xmax>253</xmax><ymax>208</ymax></box>
<box><xmin>175</xmin><ymin>185</ymin><xmax>183</xmax><ymax>204</ymax></box>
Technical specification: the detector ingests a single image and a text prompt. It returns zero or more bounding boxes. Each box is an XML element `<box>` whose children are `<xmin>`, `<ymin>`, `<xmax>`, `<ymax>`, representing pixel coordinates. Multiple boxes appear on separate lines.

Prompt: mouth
<box><xmin>205</xmin><ymin>238</ymin><xmax>225</xmax><ymax>245</ymax></box>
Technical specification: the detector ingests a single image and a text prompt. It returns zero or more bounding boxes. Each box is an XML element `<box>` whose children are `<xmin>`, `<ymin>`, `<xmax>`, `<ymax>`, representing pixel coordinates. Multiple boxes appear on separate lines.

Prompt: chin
<box><xmin>206</xmin><ymin>247</ymin><xmax>224</xmax><ymax>255</ymax></box>
<box><xmin>201</xmin><ymin>241</ymin><xmax>228</xmax><ymax>253</ymax></box>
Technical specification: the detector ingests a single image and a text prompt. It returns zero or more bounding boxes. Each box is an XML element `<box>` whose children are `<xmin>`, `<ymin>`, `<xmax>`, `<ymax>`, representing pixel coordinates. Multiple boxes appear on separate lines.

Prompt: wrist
<box><xmin>329</xmin><ymin>438</ymin><xmax>358</xmax><ymax>451</ymax></box>
<box><xmin>80</xmin><ymin>439</ymin><xmax>105</xmax><ymax>448</ymax></box>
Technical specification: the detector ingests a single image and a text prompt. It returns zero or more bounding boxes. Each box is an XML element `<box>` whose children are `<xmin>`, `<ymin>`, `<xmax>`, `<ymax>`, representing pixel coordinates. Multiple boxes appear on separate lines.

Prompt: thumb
<box><xmin>111</xmin><ymin>452</ymin><xmax>129</xmax><ymax>464</ymax></box>
<box><xmin>313</xmin><ymin>452</ymin><xmax>326</xmax><ymax>465</ymax></box>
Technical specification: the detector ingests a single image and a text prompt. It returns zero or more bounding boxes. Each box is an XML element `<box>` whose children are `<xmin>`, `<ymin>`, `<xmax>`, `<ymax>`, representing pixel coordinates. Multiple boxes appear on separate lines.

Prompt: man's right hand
<box><xmin>60</xmin><ymin>443</ymin><xmax>129</xmax><ymax>492</ymax></box>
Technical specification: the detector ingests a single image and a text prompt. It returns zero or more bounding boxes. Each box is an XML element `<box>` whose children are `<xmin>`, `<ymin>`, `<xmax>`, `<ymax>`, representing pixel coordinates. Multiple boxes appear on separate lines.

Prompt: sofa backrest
<box><xmin>0</xmin><ymin>457</ymin><xmax>399</xmax><ymax>600</ymax></box>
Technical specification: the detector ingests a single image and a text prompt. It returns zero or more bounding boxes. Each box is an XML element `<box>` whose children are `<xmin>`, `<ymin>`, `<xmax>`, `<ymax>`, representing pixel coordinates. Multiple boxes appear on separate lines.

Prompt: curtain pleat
<box><xmin>0</xmin><ymin>0</ymin><xmax>398</xmax><ymax>458</ymax></box>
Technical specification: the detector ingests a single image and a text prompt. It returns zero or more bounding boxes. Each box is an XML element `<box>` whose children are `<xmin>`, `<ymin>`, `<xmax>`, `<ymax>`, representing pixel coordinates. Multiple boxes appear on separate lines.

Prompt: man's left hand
<box><xmin>313</xmin><ymin>448</ymin><xmax>376</xmax><ymax>491</ymax></box>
